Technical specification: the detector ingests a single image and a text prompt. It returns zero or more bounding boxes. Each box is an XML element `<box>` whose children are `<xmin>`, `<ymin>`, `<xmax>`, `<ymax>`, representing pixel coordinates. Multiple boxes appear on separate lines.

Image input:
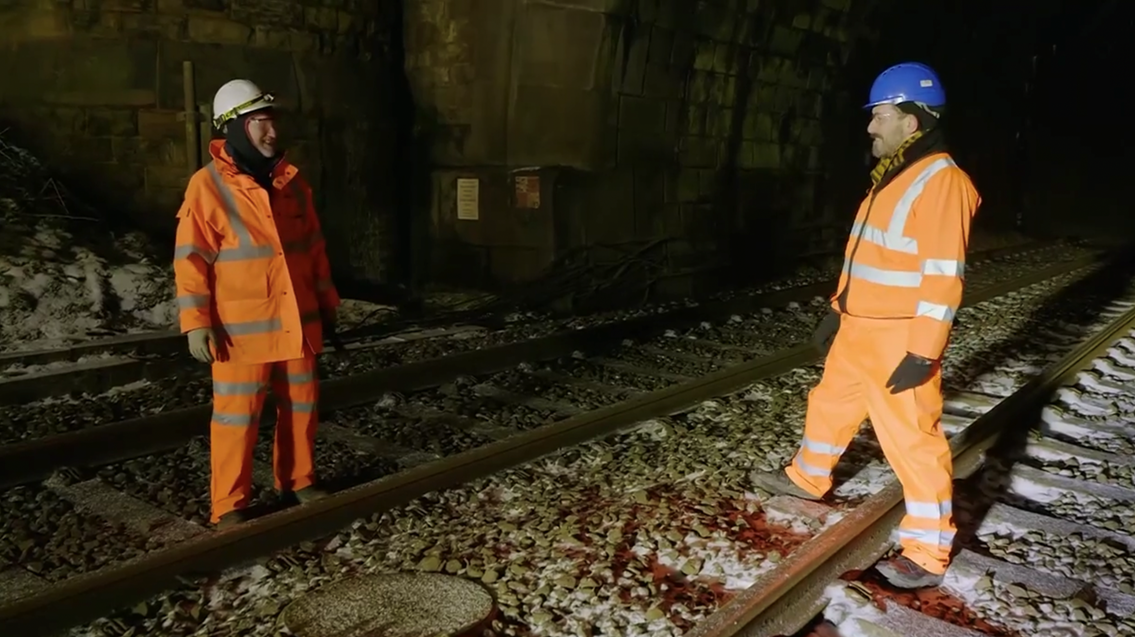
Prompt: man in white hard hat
<box><xmin>172</xmin><ymin>79</ymin><xmax>340</xmax><ymax>528</ymax></box>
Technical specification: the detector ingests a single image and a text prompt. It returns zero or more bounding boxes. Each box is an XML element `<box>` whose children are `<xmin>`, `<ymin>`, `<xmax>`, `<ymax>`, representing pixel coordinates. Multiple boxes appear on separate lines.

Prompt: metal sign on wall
<box><xmin>514</xmin><ymin>175</ymin><xmax>540</xmax><ymax>209</ymax></box>
<box><xmin>456</xmin><ymin>177</ymin><xmax>479</xmax><ymax>221</ymax></box>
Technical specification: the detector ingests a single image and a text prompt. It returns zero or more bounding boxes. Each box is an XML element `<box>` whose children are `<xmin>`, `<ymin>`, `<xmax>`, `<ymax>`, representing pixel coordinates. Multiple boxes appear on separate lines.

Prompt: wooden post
<box><xmin>198</xmin><ymin>103</ymin><xmax>213</xmax><ymax>167</ymax></box>
<box><xmin>182</xmin><ymin>60</ymin><xmax>199</xmax><ymax>175</ymax></box>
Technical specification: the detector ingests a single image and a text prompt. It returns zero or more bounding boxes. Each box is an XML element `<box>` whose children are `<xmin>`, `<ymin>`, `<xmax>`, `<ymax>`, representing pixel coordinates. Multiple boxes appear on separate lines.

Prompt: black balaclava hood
<box><xmin>897</xmin><ymin>101</ymin><xmax>945</xmax><ymax>134</ymax></box>
<box><xmin>224</xmin><ymin>109</ymin><xmax>281</xmax><ymax>190</ymax></box>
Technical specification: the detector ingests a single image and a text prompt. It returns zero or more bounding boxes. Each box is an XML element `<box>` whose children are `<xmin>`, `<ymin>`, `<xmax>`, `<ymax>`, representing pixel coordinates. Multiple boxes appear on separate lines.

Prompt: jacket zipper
<box><xmin>835</xmin><ymin>190</ymin><xmax>878</xmax><ymax>313</ymax></box>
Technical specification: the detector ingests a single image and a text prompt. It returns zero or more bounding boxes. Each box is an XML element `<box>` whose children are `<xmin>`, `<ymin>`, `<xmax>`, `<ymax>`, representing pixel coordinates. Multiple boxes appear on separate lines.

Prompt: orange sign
<box><xmin>514</xmin><ymin>175</ymin><xmax>540</xmax><ymax>209</ymax></box>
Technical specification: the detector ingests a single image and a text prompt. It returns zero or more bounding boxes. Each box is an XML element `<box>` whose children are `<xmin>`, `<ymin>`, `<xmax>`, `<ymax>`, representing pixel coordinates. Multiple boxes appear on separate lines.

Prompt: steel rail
<box><xmin>0</xmin><ymin>279</ymin><xmax>829</xmax><ymax>489</ymax></box>
<box><xmin>688</xmin><ymin>267</ymin><xmax>1135</xmax><ymax>637</ymax></box>
<box><xmin>0</xmin><ymin>246</ymin><xmax>1110</xmax><ymax>637</ymax></box>
<box><xmin>0</xmin><ymin>248</ymin><xmax>1103</xmax><ymax>491</ymax></box>
<box><xmin>0</xmin><ymin>240</ymin><xmax>1068</xmax><ymax>406</ymax></box>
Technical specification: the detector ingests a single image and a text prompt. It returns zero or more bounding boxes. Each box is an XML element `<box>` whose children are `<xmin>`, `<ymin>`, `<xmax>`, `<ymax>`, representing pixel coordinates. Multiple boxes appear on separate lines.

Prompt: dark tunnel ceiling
<box><xmin>846</xmin><ymin>0</ymin><xmax>1132</xmax><ymax>137</ymax></box>
<box><xmin>857</xmin><ymin>0</ymin><xmax>1129</xmax><ymax>78</ymax></box>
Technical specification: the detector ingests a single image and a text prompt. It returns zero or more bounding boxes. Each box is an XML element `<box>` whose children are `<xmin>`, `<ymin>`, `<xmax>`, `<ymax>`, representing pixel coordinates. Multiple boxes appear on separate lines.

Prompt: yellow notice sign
<box><xmin>456</xmin><ymin>178</ymin><xmax>479</xmax><ymax>221</ymax></box>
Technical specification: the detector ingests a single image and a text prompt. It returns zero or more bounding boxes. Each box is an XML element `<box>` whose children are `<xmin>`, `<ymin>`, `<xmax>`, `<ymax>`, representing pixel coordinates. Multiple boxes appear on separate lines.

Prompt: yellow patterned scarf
<box><xmin>870</xmin><ymin>130</ymin><xmax>924</xmax><ymax>189</ymax></box>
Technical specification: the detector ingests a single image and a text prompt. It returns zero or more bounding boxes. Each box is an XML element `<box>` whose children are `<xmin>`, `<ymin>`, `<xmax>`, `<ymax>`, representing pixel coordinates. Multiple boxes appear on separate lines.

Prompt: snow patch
<box><xmin>834</xmin><ymin>461</ymin><xmax>893</xmax><ymax>499</ymax></box>
<box><xmin>0</xmin><ymin>135</ymin><xmax>176</xmax><ymax>351</ymax></box>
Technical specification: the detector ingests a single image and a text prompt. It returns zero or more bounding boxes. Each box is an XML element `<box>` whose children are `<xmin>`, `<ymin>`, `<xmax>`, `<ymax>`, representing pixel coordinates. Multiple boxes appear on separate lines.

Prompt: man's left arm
<box><xmin>299</xmin><ymin>180</ymin><xmax>341</xmax><ymax>317</ymax></box>
<box><xmin>907</xmin><ymin>168</ymin><xmax>982</xmax><ymax>360</ymax></box>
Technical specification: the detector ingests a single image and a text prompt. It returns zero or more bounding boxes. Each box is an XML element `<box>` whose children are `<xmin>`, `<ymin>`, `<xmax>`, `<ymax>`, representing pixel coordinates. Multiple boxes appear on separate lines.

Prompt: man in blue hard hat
<box><xmin>752</xmin><ymin>62</ymin><xmax>981</xmax><ymax>589</ymax></box>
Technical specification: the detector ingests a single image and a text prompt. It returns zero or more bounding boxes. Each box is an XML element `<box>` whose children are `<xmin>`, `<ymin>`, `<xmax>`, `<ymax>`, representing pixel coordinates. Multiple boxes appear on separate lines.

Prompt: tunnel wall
<box><xmin>0</xmin><ymin>0</ymin><xmax>400</xmax><ymax>282</ymax></box>
<box><xmin>407</xmin><ymin>0</ymin><xmax>875</xmax><ymax>300</ymax></box>
<box><xmin>846</xmin><ymin>0</ymin><xmax>1133</xmax><ymax>244</ymax></box>
<box><xmin>842</xmin><ymin>1</ymin><xmax>1060</xmax><ymax>238</ymax></box>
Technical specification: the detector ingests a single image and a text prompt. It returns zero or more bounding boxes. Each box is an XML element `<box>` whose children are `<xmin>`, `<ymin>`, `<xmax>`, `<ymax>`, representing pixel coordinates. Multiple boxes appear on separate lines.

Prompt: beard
<box><xmin>871</xmin><ymin>137</ymin><xmax>886</xmax><ymax>158</ymax></box>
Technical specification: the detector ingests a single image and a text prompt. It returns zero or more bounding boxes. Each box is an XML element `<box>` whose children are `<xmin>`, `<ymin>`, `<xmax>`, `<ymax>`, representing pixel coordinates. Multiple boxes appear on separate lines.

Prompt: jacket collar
<box><xmin>207</xmin><ymin>139</ymin><xmax>300</xmax><ymax>190</ymax></box>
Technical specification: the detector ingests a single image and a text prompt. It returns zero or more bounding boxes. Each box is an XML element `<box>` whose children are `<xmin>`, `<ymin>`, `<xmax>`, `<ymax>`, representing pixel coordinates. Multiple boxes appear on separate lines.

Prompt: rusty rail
<box><xmin>0</xmin><ymin>240</ymin><xmax>1072</xmax><ymax>407</ymax></box>
<box><xmin>690</xmin><ymin>260</ymin><xmax>1135</xmax><ymax>637</ymax></box>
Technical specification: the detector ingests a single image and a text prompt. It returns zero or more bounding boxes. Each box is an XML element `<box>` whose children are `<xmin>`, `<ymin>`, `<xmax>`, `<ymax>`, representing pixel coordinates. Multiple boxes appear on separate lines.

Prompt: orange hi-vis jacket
<box><xmin>173</xmin><ymin>140</ymin><xmax>340</xmax><ymax>364</ymax></box>
<box><xmin>833</xmin><ymin>152</ymin><xmax>981</xmax><ymax>361</ymax></box>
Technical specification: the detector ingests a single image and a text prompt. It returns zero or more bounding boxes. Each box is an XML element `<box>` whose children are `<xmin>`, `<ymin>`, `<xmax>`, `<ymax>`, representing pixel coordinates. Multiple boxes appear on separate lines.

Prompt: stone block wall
<box><xmin>408</xmin><ymin>0</ymin><xmax>869</xmax><ymax>297</ymax></box>
<box><xmin>0</xmin><ymin>0</ymin><xmax>400</xmax><ymax>282</ymax></box>
<box><xmin>597</xmin><ymin>0</ymin><xmax>854</xmax><ymax>288</ymax></box>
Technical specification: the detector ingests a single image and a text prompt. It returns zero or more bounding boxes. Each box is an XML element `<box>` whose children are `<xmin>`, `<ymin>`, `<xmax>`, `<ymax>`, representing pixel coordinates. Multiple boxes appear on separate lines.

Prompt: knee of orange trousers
<box><xmin>898</xmin><ymin>520</ymin><xmax>956</xmax><ymax>574</ymax></box>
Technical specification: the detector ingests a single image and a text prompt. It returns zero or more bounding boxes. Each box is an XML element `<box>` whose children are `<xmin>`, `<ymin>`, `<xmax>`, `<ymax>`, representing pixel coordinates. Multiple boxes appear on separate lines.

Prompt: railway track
<box><xmin>0</xmin><ymin>241</ymin><xmax>1088</xmax><ymax>487</ymax></box>
<box><xmin>0</xmin><ymin>240</ymin><xmax>1124</xmax><ymax>637</ymax></box>
<box><xmin>0</xmin><ymin>240</ymin><xmax>1071</xmax><ymax>409</ymax></box>
<box><xmin>747</xmin><ymin>287</ymin><xmax>1135</xmax><ymax>637</ymax></box>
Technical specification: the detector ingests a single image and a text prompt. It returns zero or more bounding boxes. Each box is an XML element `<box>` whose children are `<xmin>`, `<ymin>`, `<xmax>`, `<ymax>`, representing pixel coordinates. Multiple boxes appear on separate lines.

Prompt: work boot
<box><xmin>282</xmin><ymin>485</ymin><xmax>331</xmax><ymax>505</ymax></box>
<box><xmin>215</xmin><ymin>509</ymin><xmax>250</xmax><ymax>530</ymax></box>
<box><xmin>875</xmin><ymin>555</ymin><xmax>944</xmax><ymax>589</ymax></box>
<box><xmin>750</xmin><ymin>469</ymin><xmax>824</xmax><ymax>501</ymax></box>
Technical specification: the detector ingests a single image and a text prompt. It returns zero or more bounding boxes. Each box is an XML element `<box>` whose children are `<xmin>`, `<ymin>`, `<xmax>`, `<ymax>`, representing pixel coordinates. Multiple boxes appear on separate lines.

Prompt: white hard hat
<box><xmin>212</xmin><ymin>79</ymin><xmax>275</xmax><ymax>129</ymax></box>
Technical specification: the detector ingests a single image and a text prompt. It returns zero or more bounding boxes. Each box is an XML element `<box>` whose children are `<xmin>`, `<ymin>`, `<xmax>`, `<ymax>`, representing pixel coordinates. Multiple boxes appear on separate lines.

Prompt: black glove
<box><xmin>886</xmin><ymin>353</ymin><xmax>935</xmax><ymax>394</ymax></box>
<box><xmin>322</xmin><ymin>310</ymin><xmax>346</xmax><ymax>353</ymax></box>
<box><xmin>811</xmin><ymin>310</ymin><xmax>841</xmax><ymax>356</ymax></box>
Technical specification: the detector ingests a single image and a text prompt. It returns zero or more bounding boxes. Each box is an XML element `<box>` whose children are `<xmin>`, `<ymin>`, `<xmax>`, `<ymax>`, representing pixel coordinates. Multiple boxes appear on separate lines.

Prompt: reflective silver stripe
<box><xmin>213</xmin><ymin>380</ymin><xmax>268</xmax><ymax>396</ymax></box>
<box><xmin>283</xmin><ymin>237</ymin><xmax>313</xmax><ymax>253</ymax></box>
<box><xmin>287</xmin><ymin>370</ymin><xmax>316</xmax><ymax>383</ymax></box>
<box><xmin>206</xmin><ymin>163</ymin><xmax>276</xmax><ymax>263</ymax></box>
<box><xmin>283</xmin><ymin>231</ymin><xmax>324</xmax><ymax>254</ymax></box>
<box><xmin>842</xmin><ymin>260</ymin><xmax>922</xmax><ymax>288</ymax></box>
<box><xmin>216</xmin><ymin>244</ymin><xmax>276</xmax><ymax>261</ymax></box>
<box><xmin>272</xmin><ymin>368</ymin><xmax>316</xmax><ymax>384</ymax></box>
<box><xmin>801</xmin><ymin>437</ymin><xmax>846</xmax><ymax>456</ymax></box>
<box><xmin>174</xmin><ymin>244</ymin><xmax>217</xmax><ymax>264</ymax></box>
<box><xmin>851</xmin><ymin>220</ymin><xmax>918</xmax><ymax>255</ymax></box>
<box><xmin>212</xmin><ymin>411</ymin><xmax>255</xmax><ymax>427</ymax></box>
<box><xmin>915</xmin><ymin>300</ymin><xmax>955</xmax><ymax>322</ymax></box>
<box><xmin>905</xmin><ymin>499</ymin><xmax>952</xmax><ymax>520</ymax></box>
<box><xmin>849</xmin><ymin>157</ymin><xmax>957</xmax><ymax>256</ymax></box>
<box><xmin>177</xmin><ymin>294</ymin><xmax>209</xmax><ymax>309</ymax></box>
<box><xmin>223</xmin><ymin>317</ymin><xmax>284</xmax><ymax>336</ymax></box>
<box><xmin>207</xmin><ymin>162</ymin><xmax>255</xmax><ymax>245</ymax></box>
<box><xmin>922</xmin><ymin>258</ymin><xmax>963</xmax><ymax>277</ymax></box>
<box><xmin>793</xmin><ymin>455</ymin><xmax>830</xmax><ymax>478</ymax></box>
<box><xmin>886</xmin><ymin>156</ymin><xmax>956</xmax><ymax>244</ymax></box>
<box><xmin>898</xmin><ymin>527</ymin><xmax>955</xmax><ymax>547</ymax></box>
<box><xmin>288</xmin><ymin>401</ymin><xmax>316</xmax><ymax>413</ymax></box>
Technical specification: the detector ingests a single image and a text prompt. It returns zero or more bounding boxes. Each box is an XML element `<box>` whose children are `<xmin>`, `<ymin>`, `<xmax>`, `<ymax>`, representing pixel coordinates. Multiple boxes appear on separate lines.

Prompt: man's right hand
<box><xmin>187</xmin><ymin>327</ymin><xmax>216</xmax><ymax>363</ymax></box>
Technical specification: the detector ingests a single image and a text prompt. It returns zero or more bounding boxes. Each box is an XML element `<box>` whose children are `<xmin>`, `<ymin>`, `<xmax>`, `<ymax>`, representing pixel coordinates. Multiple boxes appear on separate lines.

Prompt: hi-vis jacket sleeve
<box><xmin>907</xmin><ymin>169</ymin><xmax>981</xmax><ymax>359</ymax></box>
<box><xmin>173</xmin><ymin>202</ymin><xmax>218</xmax><ymax>333</ymax></box>
<box><xmin>301</xmin><ymin>185</ymin><xmax>340</xmax><ymax>310</ymax></box>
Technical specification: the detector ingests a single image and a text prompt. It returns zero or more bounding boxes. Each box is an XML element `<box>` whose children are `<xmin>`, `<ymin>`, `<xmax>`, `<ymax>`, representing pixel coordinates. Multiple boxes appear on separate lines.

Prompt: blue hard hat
<box><xmin>864</xmin><ymin>62</ymin><xmax>946</xmax><ymax>109</ymax></box>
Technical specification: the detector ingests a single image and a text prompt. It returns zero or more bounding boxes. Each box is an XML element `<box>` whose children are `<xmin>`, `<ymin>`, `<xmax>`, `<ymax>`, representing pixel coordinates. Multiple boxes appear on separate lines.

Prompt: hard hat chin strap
<box><xmin>213</xmin><ymin>92</ymin><xmax>276</xmax><ymax>129</ymax></box>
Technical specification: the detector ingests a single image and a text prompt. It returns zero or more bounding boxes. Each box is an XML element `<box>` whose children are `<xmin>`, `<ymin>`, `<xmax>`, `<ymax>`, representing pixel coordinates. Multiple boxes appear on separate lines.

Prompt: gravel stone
<box><xmin>0</xmin><ymin>484</ymin><xmax>154</xmax><ymax>581</ymax></box>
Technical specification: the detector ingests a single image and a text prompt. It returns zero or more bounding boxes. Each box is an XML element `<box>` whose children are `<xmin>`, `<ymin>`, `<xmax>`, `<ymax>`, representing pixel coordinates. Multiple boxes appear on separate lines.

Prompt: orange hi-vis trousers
<box><xmin>785</xmin><ymin>314</ymin><xmax>956</xmax><ymax>574</ymax></box>
<box><xmin>209</xmin><ymin>354</ymin><xmax>319</xmax><ymax>523</ymax></box>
